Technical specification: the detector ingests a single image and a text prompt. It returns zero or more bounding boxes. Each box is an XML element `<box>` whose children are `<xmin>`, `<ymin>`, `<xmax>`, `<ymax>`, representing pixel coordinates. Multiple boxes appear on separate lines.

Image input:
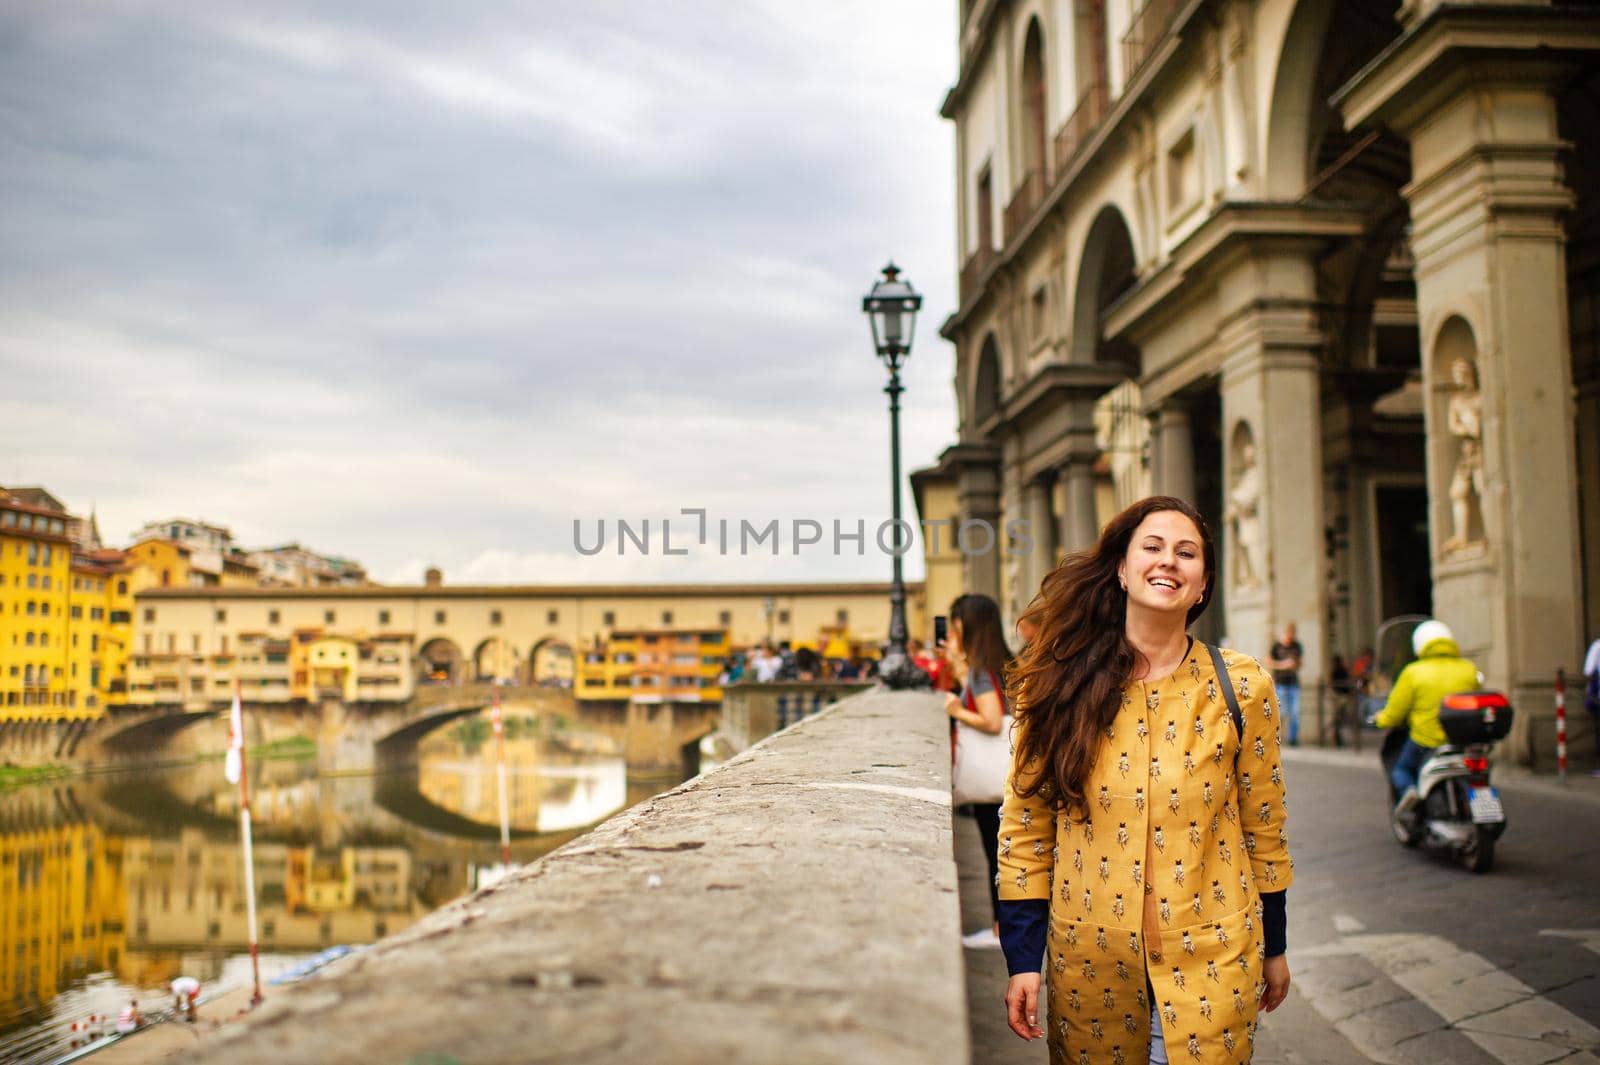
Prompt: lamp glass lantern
<box><xmin>862</xmin><ymin>262</ymin><xmax>922</xmax><ymax>366</ymax></box>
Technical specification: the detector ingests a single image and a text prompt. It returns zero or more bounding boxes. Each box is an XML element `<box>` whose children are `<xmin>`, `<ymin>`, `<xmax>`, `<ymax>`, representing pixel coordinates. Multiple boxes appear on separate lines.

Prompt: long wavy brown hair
<box><xmin>950</xmin><ymin>593</ymin><xmax>1012</xmax><ymax>695</ymax></box>
<box><xmin>1006</xmin><ymin>496</ymin><xmax>1216</xmax><ymax>816</ymax></box>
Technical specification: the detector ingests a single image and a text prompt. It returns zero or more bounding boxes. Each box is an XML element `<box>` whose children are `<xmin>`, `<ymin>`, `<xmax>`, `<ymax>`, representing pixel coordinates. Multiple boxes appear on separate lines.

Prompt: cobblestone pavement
<box><xmin>957</xmin><ymin>746</ymin><xmax>1600</xmax><ymax>1064</ymax></box>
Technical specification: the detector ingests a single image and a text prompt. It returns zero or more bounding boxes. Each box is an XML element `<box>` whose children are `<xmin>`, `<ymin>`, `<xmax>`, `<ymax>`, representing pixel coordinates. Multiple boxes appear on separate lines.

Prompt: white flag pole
<box><xmin>231</xmin><ymin>680</ymin><xmax>263</xmax><ymax>1006</ymax></box>
<box><xmin>492</xmin><ymin>692</ymin><xmax>511</xmax><ymax>867</ymax></box>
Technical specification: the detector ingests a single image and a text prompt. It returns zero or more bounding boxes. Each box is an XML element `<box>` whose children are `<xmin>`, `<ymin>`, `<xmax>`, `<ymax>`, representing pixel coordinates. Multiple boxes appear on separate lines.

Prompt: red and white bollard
<box><xmin>1556</xmin><ymin>668</ymin><xmax>1569</xmax><ymax>784</ymax></box>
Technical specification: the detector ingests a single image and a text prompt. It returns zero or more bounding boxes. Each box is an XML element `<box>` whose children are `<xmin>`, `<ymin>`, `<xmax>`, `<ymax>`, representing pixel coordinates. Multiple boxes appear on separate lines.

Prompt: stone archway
<box><xmin>529</xmin><ymin>639</ymin><xmax>575</xmax><ymax>688</ymax></box>
<box><xmin>1263</xmin><ymin>0</ymin><xmax>1402</xmax><ymax>200</ymax></box>
<box><xmin>416</xmin><ymin>638</ymin><xmax>463</xmax><ymax>686</ymax></box>
<box><xmin>1559</xmin><ymin>64</ymin><xmax>1600</xmax><ymax>644</ymax></box>
<box><xmin>472</xmin><ymin>638</ymin><xmax>517</xmax><ymax>685</ymax></box>
<box><xmin>1070</xmin><ymin>204</ymin><xmax>1139</xmax><ymax>369</ymax></box>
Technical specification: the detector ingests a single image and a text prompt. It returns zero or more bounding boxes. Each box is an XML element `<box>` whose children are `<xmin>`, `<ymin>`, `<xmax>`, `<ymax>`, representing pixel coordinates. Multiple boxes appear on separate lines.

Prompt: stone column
<box><xmin>1218</xmin><ymin>280</ymin><xmax>1328</xmax><ymax>715</ymax></box>
<box><xmin>1152</xmin><ymin>404</ymin><xmax>1196</xmax><ymax>502</ymax></box>
<box><xmin>1022</xmin><ymin>475</ymin><xmax>1056</xmax><ymax>607</ymax></box>
<box><xmin>1058</xmin><ymin>456</ymin><xmax>1099</xmax><ymax>553</ymax></box>
<box><xmin>1394</xmin><ymin>77</ymin><xmax>1583</xmax><ymax>762</ymax></box>
<box><xmin>954</xmin><ymin>449</ymin><xmax>1003</xmax><ymax>604</ymax></box>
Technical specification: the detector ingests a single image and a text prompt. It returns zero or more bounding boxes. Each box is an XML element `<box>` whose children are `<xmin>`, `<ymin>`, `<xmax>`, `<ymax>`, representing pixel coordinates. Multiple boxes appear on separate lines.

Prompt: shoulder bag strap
<box><xmin>988</xmin><ymin>670</ymin><xmax>1007</xmax><ymax>715</ymax></box>
<box><xmin>1206</xmin><ymin>643</ymin><xmax>1245</xmax><ymax>759</ymax></box>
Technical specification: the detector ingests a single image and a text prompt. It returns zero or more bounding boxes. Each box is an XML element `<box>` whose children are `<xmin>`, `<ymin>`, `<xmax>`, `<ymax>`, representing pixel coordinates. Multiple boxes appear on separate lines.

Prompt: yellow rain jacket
<box><xmin>998</xmin><ymin>645</ymin><xmax>1292</xmax><ymax>1065</ymax></box>
<box><xmin>1372</xmin><ymin>636</ymin><xmax>1479</xmax><ymax>748</ymax></box>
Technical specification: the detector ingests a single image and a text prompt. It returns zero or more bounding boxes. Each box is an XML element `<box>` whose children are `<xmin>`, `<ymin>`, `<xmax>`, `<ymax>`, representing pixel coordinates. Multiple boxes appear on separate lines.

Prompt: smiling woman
<box><xmin>995</xmin><ymin>496</ymin><xmax>1293</xmax><ymax>1064</ymax></box>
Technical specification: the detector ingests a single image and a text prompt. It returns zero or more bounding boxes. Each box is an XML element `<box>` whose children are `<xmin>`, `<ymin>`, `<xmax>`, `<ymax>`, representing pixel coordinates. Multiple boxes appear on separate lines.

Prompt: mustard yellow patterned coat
<box><xmin>997</xmin><ymin>645</ymin><xmax>1292</xmax><ymax>1065</ymax></box>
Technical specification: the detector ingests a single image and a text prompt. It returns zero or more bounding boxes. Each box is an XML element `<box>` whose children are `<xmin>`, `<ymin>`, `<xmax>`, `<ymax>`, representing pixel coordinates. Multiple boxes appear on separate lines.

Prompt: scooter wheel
<box><xmin>1462</xmin><ymin>827</ymin><xmax>1495</xmax><ymax>873</ymax></box>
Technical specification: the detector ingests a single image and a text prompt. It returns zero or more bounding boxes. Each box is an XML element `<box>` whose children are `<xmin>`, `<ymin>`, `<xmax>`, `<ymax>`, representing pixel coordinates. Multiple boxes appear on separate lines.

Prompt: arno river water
<box><xmin>0</xmin><ymin>711</ymin><xmax>687</xmax><ymax>1064</ymax></box>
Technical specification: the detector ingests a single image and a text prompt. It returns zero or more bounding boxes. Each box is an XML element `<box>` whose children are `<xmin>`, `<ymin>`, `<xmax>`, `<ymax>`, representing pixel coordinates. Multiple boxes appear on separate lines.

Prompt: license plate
<box><xmin>1468</xmin><ymin>787</ymin><xmax>1504</xmax><ymax>824</ymax></box>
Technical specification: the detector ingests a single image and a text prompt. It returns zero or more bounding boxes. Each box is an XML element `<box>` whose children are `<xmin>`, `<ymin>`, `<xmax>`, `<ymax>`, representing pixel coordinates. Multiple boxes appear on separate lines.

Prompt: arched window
<box><xmin>1020</xmin><ymin>19</ymin><xmax>1048</xmax><ymax>179</ymax></box>
<box><xmin>973</xmin><ymin>336</ymin><xmax>1003</xmax><ymax>425</ymax></box>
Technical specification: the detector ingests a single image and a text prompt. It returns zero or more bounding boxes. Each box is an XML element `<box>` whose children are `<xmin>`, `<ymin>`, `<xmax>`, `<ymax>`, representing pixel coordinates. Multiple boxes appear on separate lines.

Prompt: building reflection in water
<box><xmin>0</xmin><ymin>711</ymin><xmax>648</xmax><ymax>1060</ymax></box>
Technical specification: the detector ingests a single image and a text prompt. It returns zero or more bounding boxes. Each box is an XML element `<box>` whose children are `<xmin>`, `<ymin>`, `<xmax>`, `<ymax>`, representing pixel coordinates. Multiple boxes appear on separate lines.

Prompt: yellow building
<box><xmin>576</xmin><ymin>633</ymin><xmax>636</xmax><ymax>701</ymax></box>
<box><xmin>0</xmin><ymin>821</ymin><xmax>126</xmax><ymax>1013</ymax></box>
<box><xmin>0</xmin><ymin>489</ymin><xmax>75</xmax><ymax>715</ymax></box>
<box><xmin>307</xmin><ymin>636</ymin><xmax>361</xmax><ymax>702</ymax></box>
<box><xmin>68</xmin><ymin>549</ymin><xmax>135</xmax><ymax>711</ymax></box>
<box><xmin>911</xmin><ymin>457</ymin><xmax>974</xmax><ymax>644</ymax></box>
<box><xmin>574</xmin><ymin>629</ymin><xmax>728</xmax><ymax>703</ymax></box>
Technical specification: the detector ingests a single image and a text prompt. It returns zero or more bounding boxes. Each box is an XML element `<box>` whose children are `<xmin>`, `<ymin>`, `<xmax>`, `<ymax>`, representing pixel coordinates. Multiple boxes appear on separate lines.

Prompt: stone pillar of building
<box><xmin>951</xmin><ymin>446</ymin><xmax>1003</xmax><ymax>605</ymax></box>
<box><xmin>1022</xmin><ymin>474</ymin><xmax>1056</xmax><ymax>608</ymax></box>
<box><xmin>1217</xmin><ymin>273</ymin><xmax>1328</xmax><ymax>725</ymax></box>
<box><xmin>1058</xmin><ymin>455</ymin><xmax>1099</xmax><ymax>553</ymax></box>
<box><xmin>1151</xmin><ymin>403</ymin><xmax>1196</xmax><ymax>503</ymax></box>
<box><xmin>1344</xmin><ymin>43</ymin><xmax>1586</xmax><ymax>763</ymax></box>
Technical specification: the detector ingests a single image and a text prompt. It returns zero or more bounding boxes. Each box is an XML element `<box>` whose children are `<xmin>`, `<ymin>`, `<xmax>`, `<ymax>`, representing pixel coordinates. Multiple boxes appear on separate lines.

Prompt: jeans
<box><xmin>1278</xmin><ymin>681</ymin><xmax>1301</xmax><ymax>745</ymax></box>
<box><xmin>1149</xmin><ymin>1004</ymin><xmax>1170</xmax><ymax>1065</ymax></box>
<box><xmin>1390</xmin><ymin>738</ymin><xmax>1437</xmax><ymax>796</ymax></box>
<box><xmin>970</xmin><ymin>803</ymin><xmax>1001</xmax><ymax>923</ymax></box>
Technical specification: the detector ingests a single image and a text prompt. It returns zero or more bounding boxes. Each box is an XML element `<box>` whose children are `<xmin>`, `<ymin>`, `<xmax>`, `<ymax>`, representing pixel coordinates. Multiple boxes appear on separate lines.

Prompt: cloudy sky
<box><xmin>1</xmin><ymin>1</ymin><xmax>960</xmax><ymax>585</ymax></box>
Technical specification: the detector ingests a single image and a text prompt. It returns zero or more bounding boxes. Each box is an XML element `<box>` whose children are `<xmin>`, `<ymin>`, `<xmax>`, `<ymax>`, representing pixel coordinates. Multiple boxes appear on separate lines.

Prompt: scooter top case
<box><xmin>1439</xmin><ymin>691</ymin><xmax>1514</xmax><ymax>746</ymax></box>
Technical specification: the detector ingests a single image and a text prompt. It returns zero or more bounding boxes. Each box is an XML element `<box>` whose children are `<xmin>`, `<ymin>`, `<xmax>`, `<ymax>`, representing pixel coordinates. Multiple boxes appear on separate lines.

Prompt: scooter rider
<box><xmin>1372</xmin><ymin>620</ymin><xmax>1480</xmax><ymax>812</ymax></box>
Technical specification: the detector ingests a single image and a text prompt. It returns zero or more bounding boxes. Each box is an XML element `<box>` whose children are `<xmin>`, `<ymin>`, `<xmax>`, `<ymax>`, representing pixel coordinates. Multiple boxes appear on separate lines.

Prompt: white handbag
<box><xmin>951</xmin><ymin>671</ymin><xmax>1012</xmax><ymax>805</ymax></box>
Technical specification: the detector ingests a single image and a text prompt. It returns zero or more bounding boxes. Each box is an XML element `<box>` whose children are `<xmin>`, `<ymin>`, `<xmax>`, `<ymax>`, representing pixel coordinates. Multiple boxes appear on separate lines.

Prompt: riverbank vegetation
<box><xmin>0</xmin><ymin>764</ymin><xmax>73</xmax><ymax>791</ymax></box>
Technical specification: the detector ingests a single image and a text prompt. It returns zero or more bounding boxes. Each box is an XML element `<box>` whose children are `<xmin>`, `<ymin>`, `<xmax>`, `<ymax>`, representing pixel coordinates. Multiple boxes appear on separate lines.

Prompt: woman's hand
<box><xmin>1005</xmin><ymin>973</ymin><xmax>1045</xmax><ymax>1041</ymax></box>
<box><xmin>944</xmin><ymin>692</ymin><xmax>963</xmax><ymax>719</ymax></box>
<box><xmin>1259</xmin><ymin>954</ymin><xmax>1290</xmax><ymax>1012</ymax></box>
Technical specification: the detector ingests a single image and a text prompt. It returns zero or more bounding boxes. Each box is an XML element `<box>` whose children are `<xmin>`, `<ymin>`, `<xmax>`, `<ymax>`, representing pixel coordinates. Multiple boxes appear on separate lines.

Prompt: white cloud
<box><xmin>1</xmin><ymin>1</ymin><xmax>960</xmax><ymax>585</ymax></box>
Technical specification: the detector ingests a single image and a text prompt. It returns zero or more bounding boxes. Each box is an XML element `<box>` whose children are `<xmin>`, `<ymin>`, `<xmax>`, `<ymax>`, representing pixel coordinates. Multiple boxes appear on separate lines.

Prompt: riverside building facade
<box><xmin>935</xmin><ymin>0</ymin><xmax>1599</xmax><ymax>760</ymax></box>
<box><xmin>124</xmin><ymin>580</ymin><xmax>923</xmax><ymax>710</ymax></box>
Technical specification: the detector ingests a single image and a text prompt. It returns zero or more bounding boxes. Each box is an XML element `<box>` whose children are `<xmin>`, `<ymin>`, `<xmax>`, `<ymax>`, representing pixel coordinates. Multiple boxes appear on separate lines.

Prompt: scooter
<box><xmin>1379</xmin><ymin>691</ymin><xmax>1513</xmax><ymax>873</ymax></box>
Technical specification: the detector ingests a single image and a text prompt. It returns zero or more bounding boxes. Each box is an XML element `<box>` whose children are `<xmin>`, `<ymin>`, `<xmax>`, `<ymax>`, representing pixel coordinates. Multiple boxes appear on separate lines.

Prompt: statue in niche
<box><xmin>1442</xmin><ymin>358</ymin><xmax>1486</xmax><ymax>554</ymax></box>
<box><xmin>1094</xmin><ymin>382</ymin><xmax>1150</xmax><ymax>511</ymax></box>
<box><xmin>1225</xmin><ymin>434</ymin><xmax>1263</xmax><ymax>589</ymax></box>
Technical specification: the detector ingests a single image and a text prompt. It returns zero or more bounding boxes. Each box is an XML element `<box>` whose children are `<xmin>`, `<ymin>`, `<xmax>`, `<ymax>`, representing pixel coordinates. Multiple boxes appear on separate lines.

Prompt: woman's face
<box><xmin>1118</xmin><ymin>510</ymin><xmax>1207</xmax><ymax>618</ymax></box>
<box><xmin>949</xmin><ymin>617</ymin><xmax>966</xmax><ymax>657</ymax></box>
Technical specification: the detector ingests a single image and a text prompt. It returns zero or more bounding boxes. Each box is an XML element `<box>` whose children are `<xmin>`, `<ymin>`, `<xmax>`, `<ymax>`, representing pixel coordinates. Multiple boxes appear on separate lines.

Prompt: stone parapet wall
<box><xmin>190</xmin><ymin>688</ymin><xmax>965</xmax><ymax>1065</ymax></box>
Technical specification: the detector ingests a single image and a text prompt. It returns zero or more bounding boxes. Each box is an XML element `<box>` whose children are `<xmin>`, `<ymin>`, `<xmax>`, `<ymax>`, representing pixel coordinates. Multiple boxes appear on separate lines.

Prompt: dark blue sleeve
<box><xmin>1262</xmin><ymin>890</ymin><xmax>1287</xmax><ymax>958</ymax></box>
<box><xmin>998</xmin><ymin>899</ymin><xmax>1048</xmax><ymax>976</ymax></box>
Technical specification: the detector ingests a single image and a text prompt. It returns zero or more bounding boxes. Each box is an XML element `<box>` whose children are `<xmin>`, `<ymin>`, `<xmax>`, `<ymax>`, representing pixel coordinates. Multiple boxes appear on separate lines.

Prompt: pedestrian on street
<box><xmin>169</xmin><ymin>976</ymin><xmax>200</xmax><ymax>1022</ymax></box>
<box><xmin>1329</xmin><ymin>655</ymin><xmax>1354</xmax><ymax>747</ymax></box>
<box><xmin>1268</xmin><ymin>623</ymin><xmax>1303</xmax><ymax>746</ymax></box>
<box><xmin>944</xmin><ymin>592</ymin><xmax>1014</xmax><ymax>950</ymax></box>
<box><xmin>997</xmin><ymin>496</ymin><xmax>1292</xmax><ymax>1064</ymax></box>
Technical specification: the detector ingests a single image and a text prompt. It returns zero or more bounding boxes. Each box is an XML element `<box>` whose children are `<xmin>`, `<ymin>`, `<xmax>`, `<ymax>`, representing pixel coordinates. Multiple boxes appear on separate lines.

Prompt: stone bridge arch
<box><xmin>79</xmin><ymin>707</ymin><xmax>221</xmax><ymax>763</ymax></box>
<box><xmin>416</xmin><ymin>637</ymin><xmax>464</xmax><ymax>685</ymax></box>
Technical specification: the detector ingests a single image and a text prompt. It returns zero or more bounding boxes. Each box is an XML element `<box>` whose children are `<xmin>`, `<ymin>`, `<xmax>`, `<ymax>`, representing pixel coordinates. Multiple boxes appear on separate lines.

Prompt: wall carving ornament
<box><xmin>1442</xmin><ymin>357</ymin><xmax>1487</xmax><ymax>555</ymax></box>
<box><xmin>1226</xmin><ymin>423</ymin><xmax>1263</xmax><ymax>590</ymax></box>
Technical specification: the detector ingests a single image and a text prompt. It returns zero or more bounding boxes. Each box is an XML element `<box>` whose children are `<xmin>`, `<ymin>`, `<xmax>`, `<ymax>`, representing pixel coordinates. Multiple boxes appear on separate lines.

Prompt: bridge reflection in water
<box><xmin>0</xmin><ymin>714</ymin><xmax>684</xmax><ymax>1064</ymax></box>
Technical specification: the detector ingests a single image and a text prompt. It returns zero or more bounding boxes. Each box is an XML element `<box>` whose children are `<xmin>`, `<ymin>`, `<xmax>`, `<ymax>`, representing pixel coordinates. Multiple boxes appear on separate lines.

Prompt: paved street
<box><xmin>957</xmin><ymin>746</ymin><xmax>1600</xmax><ymax>1064</ymax></box>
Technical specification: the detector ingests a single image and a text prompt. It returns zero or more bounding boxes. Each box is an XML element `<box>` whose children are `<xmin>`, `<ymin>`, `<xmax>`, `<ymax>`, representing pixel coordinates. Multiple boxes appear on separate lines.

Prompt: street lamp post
<box><xmin>863</xmin><ymin>262</ymin><xmax>930</xmax><ymax>691</ymax></box>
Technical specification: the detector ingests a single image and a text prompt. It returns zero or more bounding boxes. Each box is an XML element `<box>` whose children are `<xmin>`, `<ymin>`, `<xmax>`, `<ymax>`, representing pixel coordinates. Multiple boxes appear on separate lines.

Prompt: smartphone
<box><xmin>933</xmin><ymin>615</ymin><xmax>948</xmax><ymax>649</ymax></box>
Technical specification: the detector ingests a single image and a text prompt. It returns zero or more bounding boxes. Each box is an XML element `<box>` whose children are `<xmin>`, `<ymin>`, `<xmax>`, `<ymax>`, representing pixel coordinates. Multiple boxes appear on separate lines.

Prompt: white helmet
<box><xmin>1411</xmin><ymin>619</ymin><xmax>1454</xmax><ymax>657</ymax></box>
